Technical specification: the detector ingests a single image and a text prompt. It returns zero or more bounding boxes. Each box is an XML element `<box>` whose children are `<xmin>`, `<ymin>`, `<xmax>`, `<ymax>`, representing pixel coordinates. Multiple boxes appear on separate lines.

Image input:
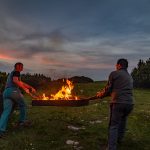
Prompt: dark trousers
<box><xmin>108</xmin><ymin>103</ymin><xmax>133</xmax><ymax>150</ymax></box>
<box><xmin>0</xmin><ymin>94</ymin><xmax>3</xmax><ymax>116</ymax></box>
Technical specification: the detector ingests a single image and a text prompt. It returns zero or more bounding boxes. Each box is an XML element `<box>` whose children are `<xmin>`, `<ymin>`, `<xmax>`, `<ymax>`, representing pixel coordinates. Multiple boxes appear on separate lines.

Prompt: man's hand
<box><xmin>96</xmin><ymin>91</ymin><xmax>103</xmax><ymax>98</ymax></box>
<box><xmin>30</xmin><ymin>87</ymin><xmax>36</xmax><ymax>93</ymax></box>
<box><xmin>24</xmin><ymin>88</ymin><xmax>30</xmax><ymax>94</ymax></box>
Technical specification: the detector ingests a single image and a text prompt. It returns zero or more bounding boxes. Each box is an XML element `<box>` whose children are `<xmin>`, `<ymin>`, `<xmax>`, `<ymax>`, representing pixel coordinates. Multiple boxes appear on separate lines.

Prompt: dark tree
<box><xmin>131</xmin><ymin>58</ymin><xmax>150</xmax><ymax>88</ymax></box>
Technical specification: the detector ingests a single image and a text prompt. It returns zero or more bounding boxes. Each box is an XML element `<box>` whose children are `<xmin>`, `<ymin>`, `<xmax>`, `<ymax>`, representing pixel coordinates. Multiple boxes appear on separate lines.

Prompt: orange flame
<box><xmin>41</xmin><ymin>79</ymin><xmax>78</xmax><ymax>100</ymax></box>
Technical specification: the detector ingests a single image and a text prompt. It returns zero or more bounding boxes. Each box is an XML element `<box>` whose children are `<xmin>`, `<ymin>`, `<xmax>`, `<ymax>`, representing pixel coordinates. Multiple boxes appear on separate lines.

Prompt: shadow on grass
<box><xmin>118</xmin><ymin>138</ymin><xmax>150</xmax><ymax>150</ymax></box>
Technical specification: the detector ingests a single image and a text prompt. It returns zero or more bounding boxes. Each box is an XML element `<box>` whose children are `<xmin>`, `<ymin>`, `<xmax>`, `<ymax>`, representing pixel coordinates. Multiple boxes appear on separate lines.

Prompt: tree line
<box><xmin>0</xmin><ymin>72</ymin><xmax>94</xmax><ymax>93</ymax></box>
<box><xmin>0</xmin><ymin>58</ymin><xmax>149</xmax><ymax>92</ymax></box>
<box><xmin>0</xmin><ymin>72</ymin><xmax>52</xmax><ymax>93</ymax></box>
<box><xmin>131</xmin><ymin>58</ymin><xmax>150</xmax><ymax>88</ymax></box>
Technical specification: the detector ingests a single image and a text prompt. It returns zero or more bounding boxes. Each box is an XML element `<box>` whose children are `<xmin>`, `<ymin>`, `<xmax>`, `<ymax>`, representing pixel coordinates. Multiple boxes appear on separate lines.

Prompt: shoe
<box><xmin>13</xmin><ymin>120</ymin><xmax>32</xmax><ymax>128</ymax></box>
<box><xmin>0</xmin><ymin>131</ymin><xmax>6</xmax><ymax>138</ymax></box>
<box><xmin>117</xmin><ymin>138</ymin><xmax>123</xmax><ymax>145</ymax></box>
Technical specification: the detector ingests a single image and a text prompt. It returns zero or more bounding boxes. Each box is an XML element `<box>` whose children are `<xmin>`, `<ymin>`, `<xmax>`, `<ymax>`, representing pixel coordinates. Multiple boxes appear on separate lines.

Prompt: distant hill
<box><xmin>69</xmin><ymin>76</ymin><xmax>94</xmax><ymax>83</ymax></box>
<box><xmin>55</xmin><ymin>76</ymin><xmax>94</xmax><ymax>83</ymax></box>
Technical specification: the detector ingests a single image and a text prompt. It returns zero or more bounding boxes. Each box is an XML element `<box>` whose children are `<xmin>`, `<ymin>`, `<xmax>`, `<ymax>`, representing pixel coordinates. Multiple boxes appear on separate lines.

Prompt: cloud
<box><xmin>0</xmin><ymin>61</ymin><xmax>12</xmax><ymax>72</ymax></box>
<box><xmin>0</xmin><ymin>0</ymin><xmax>150</xmax><ymax>80</ymax></box>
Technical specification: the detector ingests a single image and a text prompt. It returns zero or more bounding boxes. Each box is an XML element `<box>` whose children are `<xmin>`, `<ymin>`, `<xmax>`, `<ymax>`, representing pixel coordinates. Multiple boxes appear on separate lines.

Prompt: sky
<box><xmin>0</xmin><ymin>0</ymin><xmax>150</xmax><ymax>80</ymax></box>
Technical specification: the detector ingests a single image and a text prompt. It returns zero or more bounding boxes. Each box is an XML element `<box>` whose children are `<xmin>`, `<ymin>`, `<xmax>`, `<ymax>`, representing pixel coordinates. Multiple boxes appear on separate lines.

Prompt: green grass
<box><xmin>0</xmin><ymin>82</ymin><xmax>150</xmax><ymax>150</ymax></box>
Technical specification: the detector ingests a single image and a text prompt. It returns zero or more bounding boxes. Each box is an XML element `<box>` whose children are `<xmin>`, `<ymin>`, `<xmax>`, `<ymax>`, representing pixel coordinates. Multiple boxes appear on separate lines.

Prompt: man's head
<box><xmin>14</xmin><ymin>62</ymin><xmax>23</xmax><ymax>72</ymax></box>
<box><xmin>116</xmin><ymin>58</ymin><xmax>128</xmax><ymax>70</ymax></box>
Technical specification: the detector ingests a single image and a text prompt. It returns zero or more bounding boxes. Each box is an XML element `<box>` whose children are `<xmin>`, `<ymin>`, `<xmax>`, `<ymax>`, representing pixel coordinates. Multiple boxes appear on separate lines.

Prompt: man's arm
<box><xmin>22</xmin><ymin>82</ymin><xmax>36</xmax><ymax>93</ymax></box>
<box><xmin>13</xmin><ymin>77</ymin><xmax>36</xmax><ymax>94</ymax></box>
<box><xmin>97</xmin><ymin>73</ymin><xmax>113</xmax><ymax>98</ymax></box>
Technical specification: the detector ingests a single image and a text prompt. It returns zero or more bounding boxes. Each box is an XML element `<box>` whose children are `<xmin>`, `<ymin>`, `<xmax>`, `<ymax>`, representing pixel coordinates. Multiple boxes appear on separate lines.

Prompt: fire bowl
<box><xmin>32</xmin><ymin>99</ymin><xmax>89</xmax><ymax>107</ymax></box>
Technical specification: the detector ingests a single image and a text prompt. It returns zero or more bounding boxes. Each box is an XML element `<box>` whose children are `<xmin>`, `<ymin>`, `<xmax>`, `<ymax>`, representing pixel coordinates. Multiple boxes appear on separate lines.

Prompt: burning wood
<box><xmin>38</xmin><ymin>79</ymin><xmax>78</xmax><ymax>100</ymax></box>
<box><xmin>31</xmin><ymin>79</ymin><xmax>99</xmax><ymax>106</ymax></box>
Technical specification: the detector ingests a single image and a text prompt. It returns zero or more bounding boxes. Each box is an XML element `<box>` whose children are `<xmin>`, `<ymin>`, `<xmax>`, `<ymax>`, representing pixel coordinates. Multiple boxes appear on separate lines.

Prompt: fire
<box><xmin>41</xmin><ymin>79</ymin><xmax>78</xmax><ymax>100</ymax></box>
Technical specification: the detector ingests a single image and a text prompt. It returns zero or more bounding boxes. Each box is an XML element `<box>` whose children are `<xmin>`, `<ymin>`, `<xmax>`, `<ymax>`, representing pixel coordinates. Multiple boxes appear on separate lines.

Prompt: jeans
<box><xmin>0</xmin><ymin>88</ymin><xmax>26</xmax><ymax>132</ymax></box>
<box><xmin>108</xmin><ymin>103</ymin><xmax>133</xmax><ymax>150</ymax></box>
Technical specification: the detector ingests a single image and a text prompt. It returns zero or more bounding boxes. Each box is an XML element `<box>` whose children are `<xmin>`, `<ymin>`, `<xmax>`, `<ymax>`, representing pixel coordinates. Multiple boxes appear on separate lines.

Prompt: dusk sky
<box><xmin>0</xmin><ymin>0</ymin><xmax>150</xmax><ymax>80</ymax></box>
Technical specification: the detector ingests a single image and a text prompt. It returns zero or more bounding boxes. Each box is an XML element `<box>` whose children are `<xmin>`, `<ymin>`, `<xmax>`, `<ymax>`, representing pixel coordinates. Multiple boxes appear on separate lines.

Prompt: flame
<box><xmin>41</xmin><ymin>79</ymin><xmax>78</xmax><ymax>100</ymax></box>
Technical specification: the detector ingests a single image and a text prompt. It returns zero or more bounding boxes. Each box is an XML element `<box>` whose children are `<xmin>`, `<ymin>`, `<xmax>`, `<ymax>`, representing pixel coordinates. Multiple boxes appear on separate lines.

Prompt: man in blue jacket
<box><xmin>0</xmin><ymin>62</ymin><xmax>36</xmax><ymax>137</ymax></box>
<box><xmin>97</xmin><ymin>58</ymin><xmax>134</xmax><ymax>150</ymax></box>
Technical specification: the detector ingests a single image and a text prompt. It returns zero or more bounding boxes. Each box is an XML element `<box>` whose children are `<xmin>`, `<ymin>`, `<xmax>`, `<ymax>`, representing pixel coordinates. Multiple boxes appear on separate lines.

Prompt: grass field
<box><xmin>0</xmin><ymin>82</ymin><xmax>150</xmax><ymax>150</ymax></box>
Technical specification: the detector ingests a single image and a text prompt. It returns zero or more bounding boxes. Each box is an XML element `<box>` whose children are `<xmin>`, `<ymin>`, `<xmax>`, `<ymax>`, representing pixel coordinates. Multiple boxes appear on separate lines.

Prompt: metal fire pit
<box><xmin>32</xmin><ymin>99</ymin><xmax>89</xmax><ymax>107</ymax></box>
